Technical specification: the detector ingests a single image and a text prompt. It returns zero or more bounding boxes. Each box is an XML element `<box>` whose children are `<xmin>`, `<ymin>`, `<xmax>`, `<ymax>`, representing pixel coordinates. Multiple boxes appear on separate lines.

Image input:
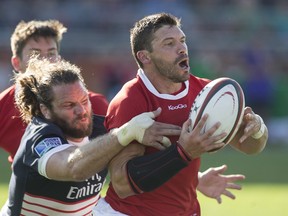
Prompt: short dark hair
<box><xmin>10</xmin><ymin>20</ymin><xmax>67</xmax><ymax>58</ymax></box>
<box><xmin>130</xmin><ymin>13</ymin><xmax>181</xmax><ymax>68</ymax></box>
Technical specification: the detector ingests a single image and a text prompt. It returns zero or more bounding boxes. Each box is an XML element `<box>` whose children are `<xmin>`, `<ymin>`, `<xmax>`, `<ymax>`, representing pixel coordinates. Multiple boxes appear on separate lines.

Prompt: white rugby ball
<box><xmin>189</xmin><ymin>77</ymin><xmax>245</xmax><ymax>148</ymax></box>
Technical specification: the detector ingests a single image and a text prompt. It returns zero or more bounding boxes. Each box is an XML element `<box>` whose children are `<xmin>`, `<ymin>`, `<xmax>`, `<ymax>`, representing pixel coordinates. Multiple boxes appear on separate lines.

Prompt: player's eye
<box><xmin>29</xmin><ymin>50</ymin><xmax>41</xmax><ymax>58</ymax></box>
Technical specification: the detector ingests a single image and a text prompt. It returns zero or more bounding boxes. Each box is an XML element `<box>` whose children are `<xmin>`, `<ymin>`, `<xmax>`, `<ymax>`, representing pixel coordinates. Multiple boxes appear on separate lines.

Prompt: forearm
<box><xmin>46</xmin><ymin>133</ymin><xmax>124</xmax><ymax>181</ymax></box>
<box><xmin>230</xmin><ymin>124</ymin><xmax>268</xmax><ymax>155</ymax></box>
<box><xmin>111</xmin><ymin>143</ymin><xmax>190</xmax><ymax>198</ymax></box>
<box><xmin>109</xmin><ymin>143</ymin><xmax>145</xmax><ymax>198</ymax></box>
<box><xmin>68</xmin><ymin>133</ymin><xmax>124</xmax><ymax>180</ymax></box>
<box><xmin>46</xmin><ymin>110</ymin><xmax>157</xmax><ymax>181</ymax></box>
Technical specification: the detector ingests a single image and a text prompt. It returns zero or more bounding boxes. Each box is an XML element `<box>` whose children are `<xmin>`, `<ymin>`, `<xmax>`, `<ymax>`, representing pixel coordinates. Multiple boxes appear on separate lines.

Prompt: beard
<box><xmin>152</xmin><ymin>55</ymin><xmax>189</xmax><ymax>83</ymax></box>
<box><xmin>50</xmin><ymin>110</ymin><xmax>93</xmax><ymax>139</ymax></box>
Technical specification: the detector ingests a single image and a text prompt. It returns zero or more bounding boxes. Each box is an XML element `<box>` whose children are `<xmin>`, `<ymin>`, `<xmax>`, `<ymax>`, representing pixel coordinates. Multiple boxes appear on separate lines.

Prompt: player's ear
<box><xmin>40</xmin><ymin>104</ymin><xmax>51</xmax><ymax>119</ymax></box>
<box><xmin>11</xmin><ymin>56</ymin><xmax>21</xmax><ymax>72</ymax></box>
<box><xmin>137</xmin><ymin>50</ymin><xmax>150</xmax><ymax>64</ymax></box>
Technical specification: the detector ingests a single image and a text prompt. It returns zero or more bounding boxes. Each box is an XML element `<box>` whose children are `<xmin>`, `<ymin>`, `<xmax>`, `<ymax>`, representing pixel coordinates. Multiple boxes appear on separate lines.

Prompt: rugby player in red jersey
<box><xmin>94</xmin><ymin>13</ymin><xmax>268</xmax><ymax>216</ymax></box>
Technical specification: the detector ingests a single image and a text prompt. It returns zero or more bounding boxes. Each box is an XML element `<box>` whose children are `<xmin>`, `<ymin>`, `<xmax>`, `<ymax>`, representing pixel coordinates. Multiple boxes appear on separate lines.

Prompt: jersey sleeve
<box><xmin>88</xmin><ymin>91</ymin><xmax>109</xmax><ymax>116</ymax></box>
<box><xmin>23</xmin><ymin>122</ymin><xmax>68</xmax><ymax>172</ymax></box>
<box><xmin>0</xmin><ymin>85</ymin><xmax>26</xmax><ymax>162</ymax></box>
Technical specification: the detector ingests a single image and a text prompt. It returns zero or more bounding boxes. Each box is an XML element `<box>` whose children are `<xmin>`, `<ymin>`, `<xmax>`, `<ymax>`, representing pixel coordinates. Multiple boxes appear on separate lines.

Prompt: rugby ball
<box><xmin>189</xmin><ymin>77</ymin><xmax>245</xmax><ymax>148</ymax></box>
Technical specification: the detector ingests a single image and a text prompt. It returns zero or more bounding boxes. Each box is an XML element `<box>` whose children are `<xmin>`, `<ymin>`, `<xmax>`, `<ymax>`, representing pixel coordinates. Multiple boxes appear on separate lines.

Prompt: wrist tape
<box><xmin>114</xmin><ymin>112</ymin><xmax>155</xmax><ymax>146</ymax></box>
<box><xmin>252</xmin><ymin>115</ymin><xmax>265</xmax><ymax>139</ymax></box>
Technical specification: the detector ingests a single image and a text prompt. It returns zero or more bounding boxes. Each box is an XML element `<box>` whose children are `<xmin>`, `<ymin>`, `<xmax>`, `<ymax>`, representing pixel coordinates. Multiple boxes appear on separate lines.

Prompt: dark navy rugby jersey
<box><xmin>4</xmin><ymin>115</ymin><xmax>108</xmax><ymax>216</ymax></box>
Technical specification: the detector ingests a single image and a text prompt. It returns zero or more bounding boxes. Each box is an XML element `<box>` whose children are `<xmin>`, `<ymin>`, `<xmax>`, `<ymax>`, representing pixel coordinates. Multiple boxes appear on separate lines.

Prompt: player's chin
<box><xmin>181</xmin><ymin>70</ymin><xmax>190</xmax><ymax>80</ymax></box>
<box><xmin>179</xmin><ymin>65</ymin><xmax>190</xmax><ymax>72</ymax></box>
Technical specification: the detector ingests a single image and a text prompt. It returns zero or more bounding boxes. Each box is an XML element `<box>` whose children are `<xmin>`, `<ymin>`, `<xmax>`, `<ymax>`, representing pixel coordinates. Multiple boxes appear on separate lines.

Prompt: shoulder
<box><xmin>17</xmin><ymin>117</ymin><xmax>67</xmax><ymax>159</ymax></box>
<box><xmin>189</xmin><ymin>74</ymin><xmax>210</xmax><ymax>86</ymax></box>
<box><xmin>105</xmin><ymin>78</ymin><xmax>147</xmax><ymax>129</ymax></box>
<box><xmin>0</xmin><ymin>85</ymin><xmax>15</xmax><ymax>101</ymax></box>
<box><xmin>88</xmin><ymin>91</ymin><xmax>108</xmax><ymax>102</ymax></box>
<box><xmin>109</xmin><ymin>77</ymin><xmax>145</xmax><ymax>110</ymax></box>
<box><xmin>0</xmin><ymin>85</ymin><xmax>20</xmax><ymax>118</ymax></box>
<box><xmin>110</xmin><ymin>77</ymin><xmax>142</xmax><ymax>105</ymax></box>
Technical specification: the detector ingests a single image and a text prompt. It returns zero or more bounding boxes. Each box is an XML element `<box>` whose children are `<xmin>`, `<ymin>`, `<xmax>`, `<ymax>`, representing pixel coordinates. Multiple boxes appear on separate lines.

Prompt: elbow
<box><xmin>71</xmin><ymin>173</ymin><xmax>88</xmax><ymax>182</ymax></box>
<box><xmin>242</xmin><ymin>136</ymin><xmax>268</xmax><ymax>155</ymax></box>
<box><xmin>248</xmin><ymin>141</ymin><xmax>267</xmax><ymax>155</ymax></box>
<box><xmin>113</xmin><ymin>184</ymin><xmax>131</xmax><ymax>199</ymax></box>
<box><xmin>247</xmin><ymin>126</ymin><xmax>269</xmax><ymax>155</ymax></box>
<box><xmin>110</xmin><ymin>167</ymin><xmax>134</xmax><ymax>199</ymax></box>
<box><xmin>251</xmin><ymin>133</ymin><xmax>268</xmax><ymax>155</ymax></box>
<box><xmin>67</xmin><ymin>158</ymin><xmax>90</xmax><ymax>181</ymax></box>
<box><xmin>69</xmin><ymin>165</ymin><xmax>89</xmax><ymax>181</ymax></box>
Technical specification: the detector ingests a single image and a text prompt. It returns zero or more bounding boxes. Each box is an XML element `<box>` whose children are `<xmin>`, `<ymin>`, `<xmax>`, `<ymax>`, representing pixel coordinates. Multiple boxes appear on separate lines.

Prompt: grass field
<box><xmin>1</xmin><ymin>145</ymin><xmax>288</xmax><ymax>215</ymax></box>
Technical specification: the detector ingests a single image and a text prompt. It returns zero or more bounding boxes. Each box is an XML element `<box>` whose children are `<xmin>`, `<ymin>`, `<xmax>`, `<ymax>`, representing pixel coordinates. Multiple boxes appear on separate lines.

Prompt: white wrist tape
<box><xmin>114</xmin><ymin>111</ymin><xmax>155</xmax><ymax>146</ymax></box>
<box><xmin>251</xmin><ymin>115</ymin><xmax>265</xmax><ymax>139</ymax></box>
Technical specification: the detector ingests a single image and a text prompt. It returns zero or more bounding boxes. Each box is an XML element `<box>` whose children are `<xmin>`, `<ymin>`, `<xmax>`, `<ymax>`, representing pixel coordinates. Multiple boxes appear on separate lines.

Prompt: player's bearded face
<box><xmin>49</xmin><ymin>108</ymin><xmax>93</xmax><ymax>139</ymax></box>
<box><xmin>151</xmin><ymin>54</ymin><xmax>189</xmax><ymax>83</ymax></box>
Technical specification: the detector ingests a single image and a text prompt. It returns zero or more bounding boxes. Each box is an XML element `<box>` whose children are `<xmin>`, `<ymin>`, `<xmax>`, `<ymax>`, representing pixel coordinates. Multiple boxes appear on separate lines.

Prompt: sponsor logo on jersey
<box><xmin>66</xmin><ymin>174</ymin><xmax>104</xmax><ymax>199</ymax></box>
<box><xmin>35</xmin><ymin>137</ymin><xmax>63</xmax><ymax>157</ymax></box>
<box><xmin>168</xmin><ymin>103</ymin><xmax>188</xmax><ymax>110</ymax></box>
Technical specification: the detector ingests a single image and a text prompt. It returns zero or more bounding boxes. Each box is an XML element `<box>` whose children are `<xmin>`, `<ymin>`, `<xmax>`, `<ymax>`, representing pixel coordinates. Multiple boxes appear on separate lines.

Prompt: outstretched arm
<box><xmin>197</xmin><ymin>165</ymin><xmax>245</xmax><ymax>204</ymax></box>
<box><xmin>42</xmin><ymin>108</ymin><xmax>180</xmax><ymax>181</ymax></box>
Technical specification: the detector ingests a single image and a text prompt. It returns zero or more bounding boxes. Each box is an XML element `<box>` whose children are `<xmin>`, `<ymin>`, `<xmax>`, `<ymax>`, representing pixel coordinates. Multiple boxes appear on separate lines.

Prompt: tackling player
<box><xmin>0</xmin><ymin>57</ymin><xmax>181</xmax><ymax>215</ymax></box>
<box><xmin>0</xmin><ymin>20</ymin><xmax>109</xmax><ymax>164</ymax></box>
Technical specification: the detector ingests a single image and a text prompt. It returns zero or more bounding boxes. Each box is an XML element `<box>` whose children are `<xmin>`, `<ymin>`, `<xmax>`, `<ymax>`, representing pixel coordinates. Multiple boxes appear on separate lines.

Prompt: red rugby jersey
<box><xmin>104</xmin><ymin>69</ymin><xmax>210</xmax><ymax>216</ymax></box>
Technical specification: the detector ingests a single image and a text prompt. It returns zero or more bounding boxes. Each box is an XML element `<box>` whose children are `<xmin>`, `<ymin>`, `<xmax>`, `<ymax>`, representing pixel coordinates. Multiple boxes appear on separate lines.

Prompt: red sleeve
<box><xmin>0</xmin><ymin>85</ymin><xmax>27</xmax><ymax>162</ymax></box>
<box><xmin>88</xmin><ymin>91</ymin><xmax>109</xmax><ymax>116</ymax></box>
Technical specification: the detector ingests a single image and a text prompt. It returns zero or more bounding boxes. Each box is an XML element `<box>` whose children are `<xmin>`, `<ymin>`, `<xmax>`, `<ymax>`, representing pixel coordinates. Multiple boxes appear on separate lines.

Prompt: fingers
<box><xmin>179</xmin><ymin>114</ymin><xmax>227</xmax><ymax>156</ymax></box>
<box><xmin>216</xmin><ymin>190</ymin><xmax>235</xmax><ymax>204</ymax></box>
<box><xmin>239</xmin><ymin>109</ymin><xmax>263</xmax><ymax>142</ymax></box>
<box><xmin>216</xmin><ymin>196</ymin><xmax>222</xmax><ymax>204</ymax></box>
<box><xmin>150</xmin><ymin>107</ymin><xmax>162</xmax><ymax>118</ymax></box>
<box><xmin>194</xmin><ymin>114</ymin><xmax>226</xmax><ymax>143</ymax></box>
<box><xmin>138</xmin><ymin>107</ymin><xmax>161</xmax><ymax>121</ymax></box>
<box><xmin>226</xmin><ymin>182</ymin><xmax>243</xmax><ymax>190</ymax></box>
<box><xmin>225</xmin><ymin>174</ymin><xmax>246</xmax><ymax>183</ymax></box>
<box><xmin>151</xmin><ymin>136</ymin><xmax>171</xmax><ymax>149</ymax></box>
<box><xmin>244</xmin><ymin>106</ymin><xmax>253</xmax><ymax>115</ymax></box>
<box><xmin>150</xmin><ymin>122</ymin><xmax>181</xmax><ymax>140</ymax></box>
<box><xmin>222</xmin><ymin>189</ymin><xmax>236</xmax><ymax>200</ymax></box>
<box><xmin>193</xmin><ymin>114</ymin><xmax>209</xmax><ymax>133</ymax></box>
<box><xmin>212</xmin><ymin>164</ymin><xmax>228</xmax><ymax>174</ymax></box>
<box><xmin>154</xmin><ymin>122</ymin><xmax>182</xmax><ymax>132</ymax></box>
<box><xmin>182</xmin><ymin>118</ymin><xmax>192</xmax><ymax>131</ymax></box>
<box><xmin>160</xmin><ymin>136</ymin><xmax>171</xmax><ymax>147</ymax></box>
<box><xmin>150</xmin><ymin>142</ymin><xmax>166</xmax><ymax>151</ymax></box>
<box><xmin>216</xmin><ymin>182</ymin><xmax>243</xmax><ymax>204</ymax></box>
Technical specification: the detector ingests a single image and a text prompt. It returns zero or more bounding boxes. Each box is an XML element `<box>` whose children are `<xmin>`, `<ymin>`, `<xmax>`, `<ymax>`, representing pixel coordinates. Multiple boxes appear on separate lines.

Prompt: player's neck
<box><xmin>144</xmin><ymin>70</ymin><xmax>182</xmax><ymax>94</ymax></box>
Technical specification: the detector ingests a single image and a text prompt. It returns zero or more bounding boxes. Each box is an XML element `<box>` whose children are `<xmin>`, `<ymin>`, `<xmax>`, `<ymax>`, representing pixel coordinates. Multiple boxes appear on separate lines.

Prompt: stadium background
<box><xmin>0</xmin><ymin>0</ymin><xmax>287</xmax><ymax>215</ymax></box>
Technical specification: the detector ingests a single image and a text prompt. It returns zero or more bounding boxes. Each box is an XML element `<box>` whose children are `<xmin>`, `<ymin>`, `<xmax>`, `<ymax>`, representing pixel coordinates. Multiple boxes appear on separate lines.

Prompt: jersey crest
<box><xmin>35</xmin><ymin>137</ymin><xmax>63</xmax><ymax>157</ymax></box>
